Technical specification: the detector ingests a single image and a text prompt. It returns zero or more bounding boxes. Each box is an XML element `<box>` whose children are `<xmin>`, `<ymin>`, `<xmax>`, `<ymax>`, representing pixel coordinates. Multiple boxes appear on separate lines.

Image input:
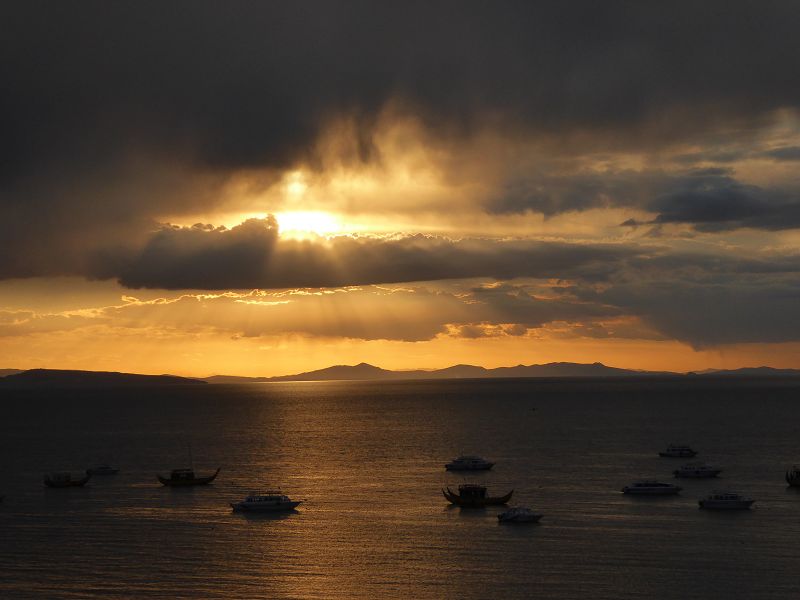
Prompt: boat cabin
<box><xmin>169</xmin><ymin>469</ymin><xmax>196</xmax><ymax>480</ymax></box>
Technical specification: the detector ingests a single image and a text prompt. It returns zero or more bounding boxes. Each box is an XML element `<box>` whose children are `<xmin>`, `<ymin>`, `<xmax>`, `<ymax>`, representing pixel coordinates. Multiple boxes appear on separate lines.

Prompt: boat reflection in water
<box><xmin>443</xmin><ymin>483</ymin><xmax>513</xmax><ymax>507</ymax></box>
<box><xmin>157</xmin><ymin>468</ymin><xmax>220</xmax><ymax>487</ymax></box>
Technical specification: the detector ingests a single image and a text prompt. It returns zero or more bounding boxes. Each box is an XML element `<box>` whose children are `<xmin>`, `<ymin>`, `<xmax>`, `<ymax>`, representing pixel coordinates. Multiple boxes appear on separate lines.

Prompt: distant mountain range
<box><xmin>203</xmin><ymin>362</ymin><xmax>800</xmax><ymax>383</ymax></box>
<box><xmin>1</xmin><ymin>364</ymin><xmax>798</xmax><ymax>386</ymax></box>
<box><xmin>0</xmin><ymin>369</ymin><xmax>205</xmax><ymax>387</ymax></box>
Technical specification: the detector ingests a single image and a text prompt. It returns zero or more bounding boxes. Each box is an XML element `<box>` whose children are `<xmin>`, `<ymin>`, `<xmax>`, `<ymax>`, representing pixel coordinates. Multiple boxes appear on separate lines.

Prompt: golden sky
<box><xmin>2</xmin><ymin>5</ymin><xmax>800</xmax><ymax>376</ymax></box>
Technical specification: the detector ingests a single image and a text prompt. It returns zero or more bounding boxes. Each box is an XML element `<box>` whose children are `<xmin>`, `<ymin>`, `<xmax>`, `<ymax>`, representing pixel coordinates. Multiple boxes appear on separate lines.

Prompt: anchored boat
<box><xmin>44</xmin><ymin>472</ymin><xmax>91</xmax><ymax>488</ymax></box>
<box><xmin>786</xmin><ymin>466</ymin><xmax>800</xmax><ymax>486</ymax></box>
<box><xmin>157</xmin><ymin>468</ymin><xmax>220</xmax><ymax>487</ymax></box>
<box><xmin>231</xmin><ymin>492</ymin><xmax>301</xmax><ymax>512</ymax></box>
<box><xmin>659</xmin><ymin>444</ymin><xmax>698</xmax><ymax>458</ymax></box>
<box><xmin>673</xmin><ymin>463</ymin><xmax>721</xmax><ymax>478</ymax></box>
<box><xmin>498</xmin><ymin>507</ymin><xmax>543</xmax><ymax>523</ymax></box>
<box><xmin>443</xmin><ymin>483</ymin><xmax>513</xmax><ymax>507</ymax></box>
<box><xmin>699</xmin><ymin>491</ymin><xmax>754</xmax><ymax>510</ymax></box>
<box><xmin>444</xmin><ymin>455</ymin><xmax>494</xmax><ymax>471</ymax></box>
<box><xmin>622</xmin><ymin>480</ymin><xmax>682</xmax><ymax>495</ymax></box>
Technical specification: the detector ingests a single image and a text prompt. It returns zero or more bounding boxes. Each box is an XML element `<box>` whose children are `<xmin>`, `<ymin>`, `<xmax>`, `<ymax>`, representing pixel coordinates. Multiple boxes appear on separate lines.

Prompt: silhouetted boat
<box><xmin>231</xmin><ymin>492</ymin><xmax>301</xmax><ymax>512</ymax></box>
<box><xmin>44</xmin><ymin>472</ymin><xmax>91</xmax><ymax>488</ymax></box>
<box><xmin>622</xmin><ymin>481</ymin><xmax>682</xmax><ymax>495</ymax></box>
<box><xmin>445</xmin><ymin>455</ymin><xmax>494</xmax><ymax>471</ymax></box>
<box><xmin>498</xmin><ymin>507</ymin><xmax>542</xmax><ymax>523</ymax></box>
<box><xmin>786</xmin><ymin>466</ymin><xmax>800</xmax><ymax>486</ymax></box>
<box><xmin>443</xmin><ymin>483</ymin><xmax>513</xmax><ymax>507</ymax></box>
<box><xmin>673</xmin><ymin>463</ymin><xmax>721</xmax><ymax>478</ymax></box>
<box><xmin>659</xmin><ymin>444</ymin><xmax>697</xmax><ymax>458</ymax></box>
<box><xmin>157</xmin><ymin>468</ymin><xmax>220</xmax><ymax>486</ymax></box>
<box><xmin>86</xmin><ymin>464</ymin><xmax>119</xmax><ymax>476</ymax></box>
<box><xmin>699</xmin><ymin>491</ymin><xmax>754</xmax><ymax>510</ymax></box>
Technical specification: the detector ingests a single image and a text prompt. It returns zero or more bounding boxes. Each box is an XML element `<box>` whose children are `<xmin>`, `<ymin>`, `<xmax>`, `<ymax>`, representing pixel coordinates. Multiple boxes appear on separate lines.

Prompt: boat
<box><xmin>498</xmin><ymin>507</ymin><xmax>543</xmax><ymax>523</ymax></box>
<box><xmin>44</xmin><ymin>472</ymin><xmax>91</xmax><ymax>488</ymax></box>
<box><xmin>786</xmin><ymin>466</ymin><xmax>800</xmax><ymax>486</ymax></box>
<box><xmin>673</xmin><ymin>463</ymin><xmax>721</xmax><ymax>478</ymax></box>
<box><xmin>443</xmin><ymin>483</ymin><xmax>513</xmax><ymax>507</ymax></box>
<box><xmin>86</xmin><ymin>464</ymin><xmax>119</xmax><ymax>476</ymax></box>
<box><xmin>659</xmin><ymin>444</ymin><xmax>698</xmax><ymax>458</ymax></box>
<box><xmin>444</xmin><ymin>455</ymin><xmax>494</xmax><ymax>471</ymax></box>
<box><xmin>622</xmin><ymin>480</ymin><xmax>682</xmax><ymax>495</ymax></box>
<box><xmin>231</xmin><ymin>491</ymin><xmax>301</xmax><ymax>512</ymax></box>
<box><xmin>699</xmin><ymin>491</ymin><xmax>754</xmax><ymax>510</ymax></box>
<box><xmin>157</xmin><ymin>468</ymin><xmax>220</xmax><ymax>487</ymax></box>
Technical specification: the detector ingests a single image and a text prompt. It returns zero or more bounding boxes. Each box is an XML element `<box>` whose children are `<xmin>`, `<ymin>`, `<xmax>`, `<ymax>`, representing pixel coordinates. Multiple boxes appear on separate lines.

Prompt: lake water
<box><xmin>1</xmin><ymin>378</ymin><xmax>799</xmax><ymax>599</ymax></box>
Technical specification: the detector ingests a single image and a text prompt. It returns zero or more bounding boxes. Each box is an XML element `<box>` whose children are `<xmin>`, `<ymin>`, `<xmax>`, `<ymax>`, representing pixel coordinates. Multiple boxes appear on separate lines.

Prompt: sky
<box><xmin>2</xmin><ymin>1</ymin><xmax>800</xmax><ymax>376</ymax></box>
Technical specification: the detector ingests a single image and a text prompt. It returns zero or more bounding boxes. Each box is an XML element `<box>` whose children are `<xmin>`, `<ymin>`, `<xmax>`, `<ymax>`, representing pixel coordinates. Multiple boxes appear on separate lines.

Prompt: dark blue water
<box><xmin>1</xmin><ymin>378</ymin><xmax>799</xmax><ymax>599</ymax></box>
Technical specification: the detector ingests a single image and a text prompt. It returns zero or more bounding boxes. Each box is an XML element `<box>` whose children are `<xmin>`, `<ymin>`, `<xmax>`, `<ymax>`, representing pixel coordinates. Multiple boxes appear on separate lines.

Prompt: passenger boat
<box><xmin>699</xmin><ymin>491</ymin><xmax>754</xmax><ymax>510</ymax></box>
<box><xmin>622</xmin><ymin>480</ymin><xmax>682</xmax><ymax>495</ymax></box>
<box><xmin>86</xmin><ymin>464</ymin><xmax>119</xmax><ymax>476</ymax></box>
<box><xmin>659</xmin><ymin>444</ymin><xmax>698</xmax><ymax>458</ymax></box>
<box><xmin>443</xmin><ymin>483</ymin><xmax>513</xmax><ymax>507</ymax></box>
<box><xmin>498</xmin><ymin>507</ymin><xmax>543</xmax><ymax>523</ymax></box>
<box><xmin>785</xmin><ymin>466</ymin><xmax>800</xmax><ymax>486</ymax></box>
<box><xmin>157</xmin><ymin>468</ymin><xmax>220</xmax><ymax>487</ymax></box>
<box><xmin>230</xmin><ymin>492</ymin><xmax>301</xmax><ymax>512</ymax></box>
<box><xmin>673</xmin><ymin>463</ymin><xmax>721</xmax><ymax>478</ymax></box>
<box><xmin>44</xmin><ymin>472</ymin><xmax>91</xmax><ymax>488</ymax></box>
<box><xmin>444</xmin><ymin>455</ymin><xmax>494</xmax><ymax>471</ymax></box>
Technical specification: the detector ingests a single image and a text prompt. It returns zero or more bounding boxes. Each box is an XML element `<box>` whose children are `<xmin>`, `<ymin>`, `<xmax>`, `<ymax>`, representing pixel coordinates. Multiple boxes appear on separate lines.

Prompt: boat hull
<box><xmin>786</xmin><ymin>472</ymin><xmax>800</xmax><ymax>487</ymax></box>
<box><xmin>659</xmin><ymin>451</ymin><xmax>697</xmax><ymax>458</ymax></box>
<box><xmin>443</xmin><ymin>487</ymin><xmax>513</xmax><ymax>507</ymax></box>
<box><xmin>231</xmin><ymin>501</ymin><xmax>301</xmax><ymax>512</ymax></box>
<box><xmin>158</xmin><ymin>468</ymin><xmax>220</xmax><ymax>486</ymax></box>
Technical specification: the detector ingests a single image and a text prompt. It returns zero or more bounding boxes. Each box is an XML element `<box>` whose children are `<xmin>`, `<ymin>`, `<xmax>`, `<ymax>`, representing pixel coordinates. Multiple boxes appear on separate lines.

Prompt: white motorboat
<box><xmin>673</xmin><ymin>463</ymin><xmax>721</xmax><ymax>478</ymax></box>
<box><xmin>231</xmin><ymin>492</ymin><xmax>301</xmax><ymax>512</ymax></box>
<box><xmin>444</xmin><ymin>455</ymin><xmax>494</xmax><ymax>471</ymax></box>
<box><xmin>622</xmin><ymin>480</ymin><xmax>682</xmax><ymax>495</ymax></box>
<box><xmin>498</xmin><ymin>507</ymin><xmax>543</xmax><ymax>523</ymax></box>
<box><xmin>659</xmin><ymin>444</ymin><xmax>698</xmax><ymax>458</ymax></box>
<box><xmin>699</xmin><ymin>491</ymin><xmax>754</xmax><ymax>510</ymax></box>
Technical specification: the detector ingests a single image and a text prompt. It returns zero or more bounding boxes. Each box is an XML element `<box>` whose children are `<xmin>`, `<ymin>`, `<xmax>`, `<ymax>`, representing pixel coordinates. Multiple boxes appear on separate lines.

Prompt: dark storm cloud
<box><xmin>5</xmin><ymin>0</ymin><xmax>800</xmax><ymax>178</ymax></box>
<box><xmin>492</xmin><ymin>168</ymin><xmax>800</xmax><ymax>231</ymax></box>
<box><xmin>100</xmin><ymin>218</ymin><xmax>642</xmax><ymax>289</ymax></box>
<box><xmin>571</xmin><ymin>278</ymin><xmax>800</xmax><ymax>348</ymax></box>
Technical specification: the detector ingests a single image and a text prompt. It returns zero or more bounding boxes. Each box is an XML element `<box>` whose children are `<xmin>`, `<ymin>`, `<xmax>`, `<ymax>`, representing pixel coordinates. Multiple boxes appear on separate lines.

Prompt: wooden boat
<box><xmin>44</xmin><ymin>472</ymin><xmax>91</xmax><ymax>488</ymax></box>
<box><xmin>786</xmin><ymin>466</ymin><xmax>800</xmax><ymax>486</ymax></box>
<box><xmin>442</xmin><ymin>483</ymin><xmax>513</xmax><ymax>507</ymax></box>
<box><xmin>157</xmin><ymin>468</ymin><xmax>220</xmax><ymax>487</ymax></box>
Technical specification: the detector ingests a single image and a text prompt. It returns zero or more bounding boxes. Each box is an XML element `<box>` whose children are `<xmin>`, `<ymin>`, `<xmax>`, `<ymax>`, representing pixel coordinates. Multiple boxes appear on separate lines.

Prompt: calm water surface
<box><xmin>1</xmin><ymin>378</ymin><xmax>799</xmax><ymax>599</ymax></box>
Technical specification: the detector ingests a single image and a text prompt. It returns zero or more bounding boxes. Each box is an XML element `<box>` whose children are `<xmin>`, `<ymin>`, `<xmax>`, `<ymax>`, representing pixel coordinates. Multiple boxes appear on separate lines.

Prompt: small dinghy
<box><xmin>659</xmin><ymin>444</ymin><xmax>698</xmax><ymax>458</ymax></box>
<box><xmin>699</xmin><ymin>491</ymin><xmax>754</xmax><ymax>510</ymax></box>
<box><xmin>444</xmin><ymin>455</ymin><xmax>494</xmax><ymax>471</ymax></box>
<box><xmin>622</xmin><ymin>481</ymin><xmax>682</xmax><ymax>495</ymax></box>
<box><xmin>673</xmin><ymin>463</ymin><xmax>721</xmax><ymax>479</ymax></box>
